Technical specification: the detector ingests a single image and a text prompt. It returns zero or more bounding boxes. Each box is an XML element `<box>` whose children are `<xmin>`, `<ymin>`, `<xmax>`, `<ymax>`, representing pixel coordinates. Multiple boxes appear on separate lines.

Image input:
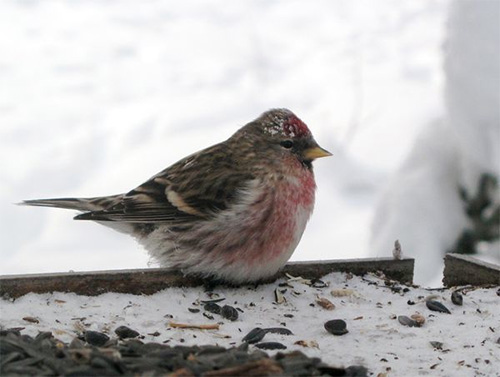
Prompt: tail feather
<box><xmin>20</xmin><ymin>195</ymin><xmax>123</xmax><ymax>212</ymax></box>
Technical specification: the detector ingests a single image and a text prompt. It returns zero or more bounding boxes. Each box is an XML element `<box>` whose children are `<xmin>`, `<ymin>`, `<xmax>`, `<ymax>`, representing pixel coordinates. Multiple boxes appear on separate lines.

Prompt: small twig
<box><xmin>168</xmin><ymin>321</ymin><xmax>220</xmax><ymax>330</ymax></box>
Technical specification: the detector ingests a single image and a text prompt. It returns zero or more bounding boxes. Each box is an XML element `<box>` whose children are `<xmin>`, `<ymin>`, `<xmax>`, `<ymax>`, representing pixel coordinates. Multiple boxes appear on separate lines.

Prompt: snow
<box><xmin>2</xmin><ymin>272</ymin><xmax>499</xmax><ymax>376</ymax></box>
<box><xmin>0</xmin><ymin>0</ymin><xmax>452</xmax><ymax>284</ymax></box>
<box><xmin>369</xmin><ymin>0</ymin><xmax>500</xmax><ymax>286</ymax></box>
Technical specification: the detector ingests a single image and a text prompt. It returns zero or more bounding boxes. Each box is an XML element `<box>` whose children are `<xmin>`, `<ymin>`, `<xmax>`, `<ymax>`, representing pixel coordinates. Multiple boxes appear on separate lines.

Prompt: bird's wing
<box><xmin>74</xmin><ymin>144</ymin><xmax>256</xmax><ymax>223</ymax></box>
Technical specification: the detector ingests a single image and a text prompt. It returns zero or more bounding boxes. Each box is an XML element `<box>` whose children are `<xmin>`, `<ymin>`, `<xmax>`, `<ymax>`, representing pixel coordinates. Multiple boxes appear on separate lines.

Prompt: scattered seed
<box><xmin>265</xmin><ymin>327</ymin><xmax>293</xmax><ymax>336</ymax></box>
<box><xmin>430</xmin><ymin>341</ymin><xmax>443</xmax><ymax>350</ymax></box>
<box><xmin>0</xmin><ymin>327</ymin><xmax>25</xmax><ymax>337</ymax></box>
<box><xmin>84</xmin><ymin>331</ymin><xmax>109</xmax><ymax>347</ymax></box>
<box><xmin>188</xmin><ymin>308</ymin><xmax>200</xmax><ymax>313</ymax></box>
<box><xmin>204</xmin><ymin>302</ymin><xmax>222</xmax><ymax>315</ymax></box>
<box><xmin>331</xmin><ymin>289</ymin><xmax>356</xmax><ymax>297</ymax></box>
<box><xmin>316</xmin><ymin>297</ymin><xmax>335</xmax><ymax>310</ymax></box>
<box><xmin>115</xmin><ymin>326</ymin><xmax>140</xmax><ymax>339</ymax></box>
<box><xmin>1</xmin><ymin>328</ymin><xmax>368</xmax><ymax>376</ymax></box>
<box><xmin>221</xmin><ymin>305</ymin><xmax>239</xmax><ymax>321</ymax></box>
<box><xmin>35</xmin><ymin>331</ymin><xmax>53</xmax><ymax>342</ymax></box>
<box><xmin>203</xmin><ymin>313</ymin><xmax>214</xmax><ymax>320</ymax></box>
<box><xmin>294</xmin><ymin>340</ymin><xmax>319</xmax><ymax>348</ymax></box>
<box><xmin>285</xmin><ymin>273</ymin><xmax>311</xmax><ymax>285</ymax></box>
<box><xmin>311</xmin><ymin>279</ymin><xmax>328</xmax><ymax>288</ymax></box>
<box><xmin>274</xmin><ymin>288</ymin><xmax>286</xmax><ymax>304</ymax></box>
<box><xmin>254</xmin><ymin>342</ymin><xmax>287</xmax><ymax>350</ymax></box>
<box><xmin>200</xmin><ymin>298</ymin><xmax>226</xmax><ymax>304</ymax></box>
<box><xmin>426</xmin><ymin>300</ymin><xmax>451</xmax><ymax>314</ymax></box>
<box><xmin>69</xmin><ymin>337</ymin><xmax>85</xmax><ymax>349</ymax></box>
<box><xmin>324</xmin><ymin>320</ymin><xmax>348</xmax><ymax>336</ymax></box>
<box><xmin>346</xmin><ymin>366</ymin><xmax>368</xmax><ymax>376</ymax></box>
<box><xmin>398</xmin><ymin>315</ymin><xmax>418</xmax><ymax>327</ymax></box>
<box><xmin>242</xmin><ymin>328</ymin><xmax>266</xmax><ymax>344</ymax></box>
<box><xmin>22</xmin><ymin>316</ymin><xmax>39</xmax><ymax>324</ymax></box>
<box><xmin>451</xmin><ymin>291</ymin><xmax>463</xmax><ymax>306</ymax></box>
<box><xmin>410</xmin><ymin>314</ymin><xmax>425</xmax><ymax>327</ymax></box>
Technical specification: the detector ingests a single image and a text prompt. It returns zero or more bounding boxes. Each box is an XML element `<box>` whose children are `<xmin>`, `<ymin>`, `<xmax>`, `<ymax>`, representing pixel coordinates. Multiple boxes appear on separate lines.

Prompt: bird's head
<box><xmin>236</xmin><ymin>108</ymin><xmax>331</xmax><ymax>168</ymax></box>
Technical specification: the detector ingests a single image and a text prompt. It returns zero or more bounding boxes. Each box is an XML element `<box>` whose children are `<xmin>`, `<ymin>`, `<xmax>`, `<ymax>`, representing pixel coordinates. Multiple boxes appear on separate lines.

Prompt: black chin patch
<box><xmin>302</xmin><ymin>160</ymin><xmax>313</xmax><ymax>170</ymax></box>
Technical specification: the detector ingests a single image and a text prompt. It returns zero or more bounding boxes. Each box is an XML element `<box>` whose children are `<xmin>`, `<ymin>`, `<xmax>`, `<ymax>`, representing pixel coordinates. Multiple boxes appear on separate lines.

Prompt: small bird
<box><xmin>22</xmin><ymin>109</ymin><xmax>331</xmax><ymax>283</ymax></box>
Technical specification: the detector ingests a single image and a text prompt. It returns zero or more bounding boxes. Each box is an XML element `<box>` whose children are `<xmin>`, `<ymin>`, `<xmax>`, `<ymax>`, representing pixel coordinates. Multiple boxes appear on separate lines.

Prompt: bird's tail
<box><xmin>20</xmin><ymin>195</ymin><xmax>123</xmax><ymax>212</ymax></box>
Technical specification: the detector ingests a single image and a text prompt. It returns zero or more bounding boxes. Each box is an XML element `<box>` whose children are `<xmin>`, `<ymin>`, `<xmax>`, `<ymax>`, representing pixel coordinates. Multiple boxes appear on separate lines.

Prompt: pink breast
<box><xmin>249</xmin><ymin>169</ymin><xmax>316</xmax><ymax>264</ymax></box>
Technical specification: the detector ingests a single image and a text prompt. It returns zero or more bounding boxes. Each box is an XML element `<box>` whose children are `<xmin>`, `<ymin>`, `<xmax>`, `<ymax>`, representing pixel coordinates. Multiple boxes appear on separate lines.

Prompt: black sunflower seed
<box><xmin>398</xmin><ymin>315</ymin><xmax>418</xmax><ymax>327</ymax></box>
<box><xmin>0</xmin><ymin>328</ymin><xmax>366</xmax><ymax>375</ymax></box>
<box><xmin>254</xmin><ymin>342</ymin><xmax>287</xmax><ymax>350</ymax></box>
<box><xmin>221</xmin><ymin>305</ymin><xmax>238</xmax><ymax>321</ymax></box>
<box><xmin>200</xmin><ymin>298</ymin><xmax>226</xmax><ymax>304</ymax></box>
<box><xmin>430</xmin><ymin>341</ymin><xmax>444</xmax><ymax>350</ymax></box>
<box><xmin>203</xmin><ymin>302</ymin><xmax>222</xmax><ymax>315</ymax></box>
<box><xmin>451</xmin><ymin>291</ymin><xmax>463</xmax><ymax>306</ymax></box>
<box><xmin>115</xmin><ymin>326</ymin><xmax>140</xmax><ymax>339</ymax></box>
<box><xmin>324</xmin><ymin>320</ymin><xmax>348</xmax><ymax>335</ymax></box>
<box><xmin>426</xmin><ymin>300</ymin><xmax>451</xmax><ymax>314</ymax></box>
<box><xmin>264</xmin><ymin>327</ymin><xmax>293</xmax><ymax>336</ymax></box>
<box><xmin>242</xmin><ymin>328</ymin><xmax>266</xmax><ymax>344</ymax></box>
<box><xmin>84</xmin><ymin>331</ymin><xmax>109</xmax><ymax>347</ymax></box>
<box><xmin>345</xmin><ymin>365</ymin><xmax>368</xmax><ymax>377</ymax></box>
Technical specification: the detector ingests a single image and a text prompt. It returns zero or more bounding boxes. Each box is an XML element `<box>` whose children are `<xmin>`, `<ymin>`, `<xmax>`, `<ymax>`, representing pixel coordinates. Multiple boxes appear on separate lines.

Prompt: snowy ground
<box><xmin>2</xmin><ymin>272</ymin><xmax>499</xmax><ymax>376</ymax></box>
<box><xmin>0</xmin><ymin>0</ymin><xmax>451</xmax><ymax>284</ymax></box>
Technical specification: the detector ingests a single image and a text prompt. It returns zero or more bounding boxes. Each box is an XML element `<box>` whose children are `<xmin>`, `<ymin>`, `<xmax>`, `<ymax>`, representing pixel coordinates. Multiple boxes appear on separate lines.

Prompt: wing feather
<box><xmin>75</xmin><ymin>143</ymin><xmax>256</xmax><ymax>223</ymax></box>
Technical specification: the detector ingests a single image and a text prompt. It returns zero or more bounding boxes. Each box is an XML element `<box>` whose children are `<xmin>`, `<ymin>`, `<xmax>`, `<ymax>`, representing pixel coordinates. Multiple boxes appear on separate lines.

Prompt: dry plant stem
<box><xmin>168</xmin><ymin>321</ymin><xmax>220</xmax><ymax>330</ymax></box>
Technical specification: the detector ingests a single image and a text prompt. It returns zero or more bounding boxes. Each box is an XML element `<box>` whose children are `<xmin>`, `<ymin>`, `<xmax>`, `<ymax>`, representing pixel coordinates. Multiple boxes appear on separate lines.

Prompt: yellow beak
<box><xmin>303</xmin><ymin>146</ymin><xmax>332</xmax><ymax>160</ymax></box>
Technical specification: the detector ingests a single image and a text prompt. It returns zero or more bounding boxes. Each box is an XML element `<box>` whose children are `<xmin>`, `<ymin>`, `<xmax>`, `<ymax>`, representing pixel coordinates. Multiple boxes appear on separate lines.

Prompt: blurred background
<box><xmin>1</xmin><ymin>0</ymin><xmax>498</xmax><ymax>286</ymax></box>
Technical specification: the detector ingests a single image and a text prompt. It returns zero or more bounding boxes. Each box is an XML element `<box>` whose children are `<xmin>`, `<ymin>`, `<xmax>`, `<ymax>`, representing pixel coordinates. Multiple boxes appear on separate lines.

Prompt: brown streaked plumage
<box><xmin>22</xmin><ymin>109</ymin><xmax>331</xmax><ymax>283</ymax></box>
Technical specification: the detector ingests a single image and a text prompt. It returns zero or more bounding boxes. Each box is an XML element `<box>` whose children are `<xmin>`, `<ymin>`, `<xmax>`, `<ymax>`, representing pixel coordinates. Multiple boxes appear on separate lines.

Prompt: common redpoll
<box><xmin>22</xmin><ymin>109</ymin><xmax>331</xmax><ymax>283</ymax></box>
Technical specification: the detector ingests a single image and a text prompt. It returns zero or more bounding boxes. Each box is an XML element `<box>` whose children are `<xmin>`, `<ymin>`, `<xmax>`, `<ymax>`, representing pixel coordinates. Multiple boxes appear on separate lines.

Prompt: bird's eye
<box><xmin>280</xmin><ymin>140</ymin><xmax>293</xmax><ymax>149</ymax></box>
